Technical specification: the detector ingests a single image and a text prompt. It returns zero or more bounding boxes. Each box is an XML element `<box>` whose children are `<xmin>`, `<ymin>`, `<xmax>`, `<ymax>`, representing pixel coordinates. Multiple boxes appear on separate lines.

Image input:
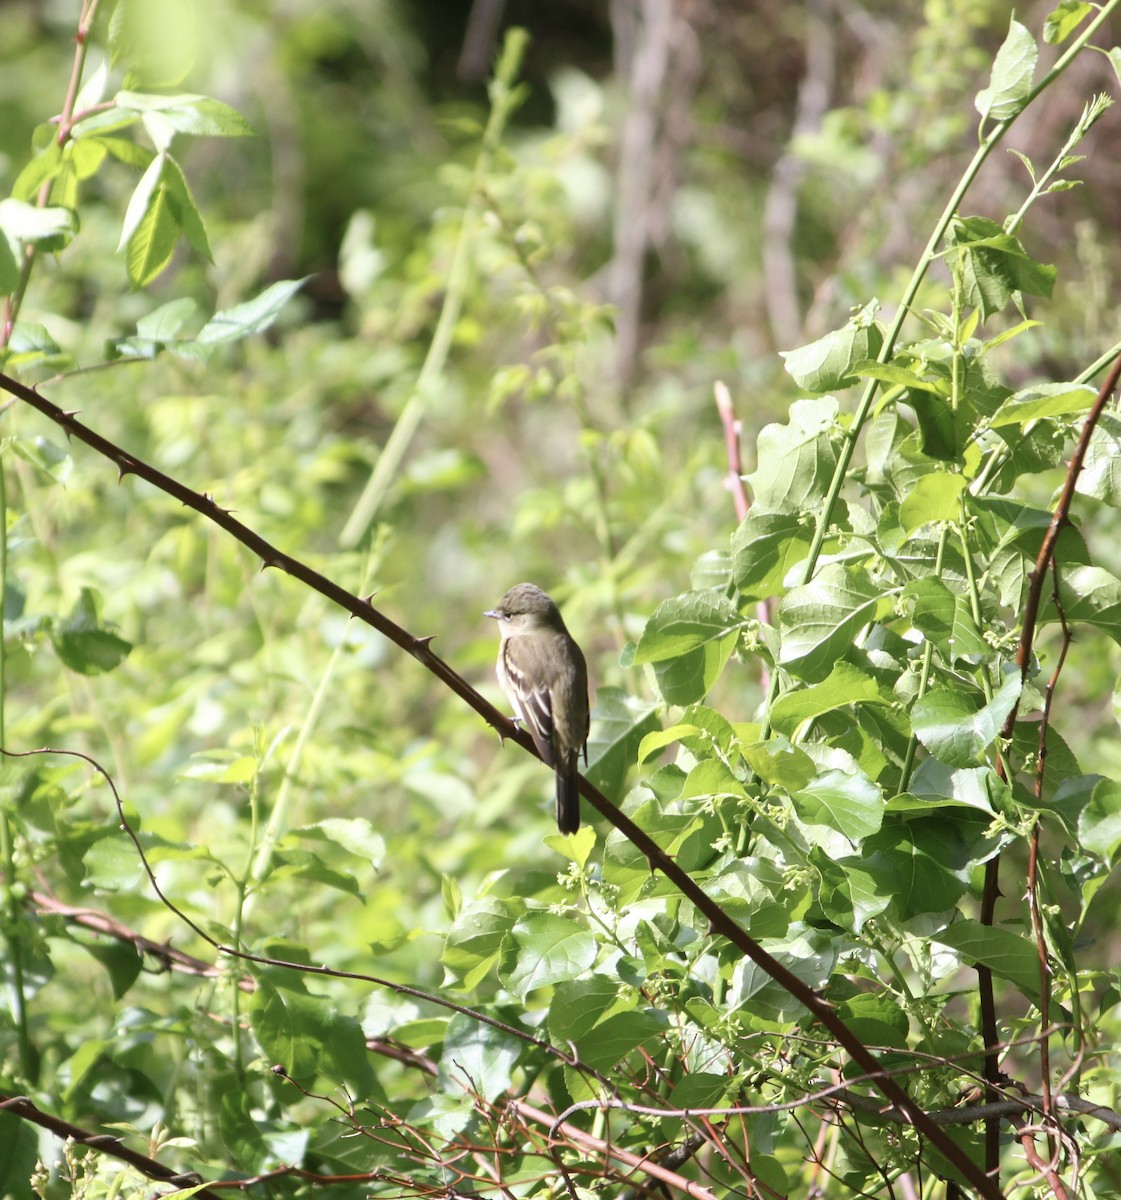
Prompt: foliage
<box><xmin>2</xmin><ymin>3</ymin><xmax>1121</xmax><ymax>1200</ymax></box>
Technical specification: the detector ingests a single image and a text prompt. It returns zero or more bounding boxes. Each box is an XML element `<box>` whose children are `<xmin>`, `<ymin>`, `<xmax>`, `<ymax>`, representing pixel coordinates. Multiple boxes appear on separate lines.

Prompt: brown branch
<box><xmin>0</xmin><ymin>1092</ymin><xmax>220</xmax><ymax>1199</ymax></box>
<box><xmin>0</xmin><ymin>370</ymin><xmax>1001</xmax><ymax>1199</ymax></box>
<box><xmin>976</xmin><ymin>345</ymin><xmax>1121</xmax><ymax>1175</ymax></box>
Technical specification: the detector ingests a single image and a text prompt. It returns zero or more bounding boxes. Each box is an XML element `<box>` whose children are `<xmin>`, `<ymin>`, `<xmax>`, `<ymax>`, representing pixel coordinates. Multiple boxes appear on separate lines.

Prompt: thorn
<box><xmin>414</xmin><ymin>634</ymin><xmax>437</xmax><ymax>648</ymax></box>
<box><xmin>260</xmin><ymin>559</ymin><xmax>281</xmax><ymax>571</ymax></box>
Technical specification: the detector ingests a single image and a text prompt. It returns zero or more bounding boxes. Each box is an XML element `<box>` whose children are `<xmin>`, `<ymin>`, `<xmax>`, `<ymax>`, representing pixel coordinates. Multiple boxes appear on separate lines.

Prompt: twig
<box><xmin>0</xmin><ymin>1092</ymin><xmax>219</xmax><ymax>1199</ymax></box>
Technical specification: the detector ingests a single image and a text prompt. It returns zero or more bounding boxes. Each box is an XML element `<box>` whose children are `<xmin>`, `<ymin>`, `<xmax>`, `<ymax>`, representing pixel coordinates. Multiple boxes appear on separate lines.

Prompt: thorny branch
<box><xmin>0</xmin><ymin>368</ymin><xmax>1003</xmax><ymax>1198</ymax></box>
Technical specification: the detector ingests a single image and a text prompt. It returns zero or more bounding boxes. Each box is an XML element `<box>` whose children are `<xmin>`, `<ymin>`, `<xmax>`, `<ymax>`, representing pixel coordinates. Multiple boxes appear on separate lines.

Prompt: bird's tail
<box><xmin>556</xmin><ymin>754</ymin><xmax>580</xmax><ymax>834</ymax></box>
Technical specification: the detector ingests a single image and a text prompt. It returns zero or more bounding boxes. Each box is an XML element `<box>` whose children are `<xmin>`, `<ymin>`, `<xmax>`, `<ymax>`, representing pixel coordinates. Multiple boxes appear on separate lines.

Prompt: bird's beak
<box><xmin>483</xmin><ymin>609</ymin><xmax>499</xmax><ymax>619</ymax></box>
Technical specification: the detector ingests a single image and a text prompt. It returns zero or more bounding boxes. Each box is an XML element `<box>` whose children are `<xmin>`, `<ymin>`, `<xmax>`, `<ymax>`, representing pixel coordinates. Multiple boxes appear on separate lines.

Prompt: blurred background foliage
<box><xmin>2</xmin><ymin>0</ymin><xmax>1121</xmax><ymax>1191</ymax></box>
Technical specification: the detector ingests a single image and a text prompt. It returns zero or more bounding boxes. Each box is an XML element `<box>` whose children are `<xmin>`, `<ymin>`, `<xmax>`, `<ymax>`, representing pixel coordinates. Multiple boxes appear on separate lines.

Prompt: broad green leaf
<box><xmin>946</xmin><ymin>216</ymin><xmax>1055</xmax><ymax>321</ymax></box>
<box><xmin>437</xmin><ymin>1013</ymin><xmax>521</xmax><ymax>1103</ymax></box>
<box><xmin>780</xmin><ymin>300</ymin><xmax>883</xmax><ymax>393</ymax></box>
<box><xmin>250</xmin><ymin>973</ymin><xmax>375</xmax><ymax>1092</ymax></box>
<box><xmin>51</xmin><ymin>587</ymin><xmax>132</xmax><ymax>675</ymax></box>
<box><xmin>114</xmin><ymin>91</ymin><xmax>255</xmax><ymax>139</ymax></box>
<box><xmin>777</xmin><ymin>563</ymin><xmax>887</xmax><ymax>681</ymax></box>
<box><xmin>295</xmin><ymin>818</ymin><xmax>386</xmax><ymax>866</ymax></box>
<box><xmin>1043</xmin><ymin>1</ymin><xmax>1092</xmax><ymax>43</ymax></box>
<box><xmin>975</xmin><ymin>19</ymin><xmax>1037</xmax><ymax>124</ymax></box>
<box><xmin>898</xmin><ymin>472</ymin><xmax>966</xmax><ymax>535</ymax></box>
<box><xmin>197</xmin><ymin>277</ymin><xmax>309</xmax><ymax>343</ymax></box>
<box><xmin>1076</xmin><ymin>412</ymin><xmax>1121</xmax><ymax>506</ymax></box>
<box><xmin>825</xmin><ymin>854</ymin><xmax>893</xmax><ymax>931</ymax></box>
<box><xmin>633</xmin><ymin>590</ymin><xmax>745</xmax><ymax>705</ymax></box>
<box><xmin>862</xmin><ymin>819</ymin><xmax>971</xmax><ymax>917</ymax></box>
<box><xmin>0</xmin><ymin>198</ymin><xmax>79</xmax><ymax>252</ymax></box>
<box><xmin>1056</xmin><ymin>565</ymin><xmax>1121</xmax><ymax>646</ymax></box>
<box><xmin>792</xmin><ymin>766</ymin><xmax>884</xmax><ymax>845</ymax></box>
<box><xmin>850</xmin><ymin>359</ymin><xmax>942</xmax><ymax>394</ymax></box>
<box><xmin>745</xmin><ymin>398</ymin><xmax>839</xmax><ymax>514</ymax></box>
<box><xmin>572</xmin><ymin>1008</ymin><xmax>669</xmax><ymax>1073</ymax></box>
<box><xmin>442</xmin><ymin>897</ymin><xmax>518</xmax><ymax>990</ymax></box>
<box><xmin>586</xmin><ymin>686</ymin><xmax>660</xmax><ymax>798</ymax></box>
<box><xmin>1079</xmin><ymin>779</ymin><xmax>1121</xmax><ymax>860</ymax></box>
<box><xmin>911</xmin><ymin>672</ymin><xmax>1021</xmax><ymax>767</ymax></box>
<box><xmin>548</xmin><ymin>975</ymin><xmax>624</xmax><ymax>1045</ymax></box>
<box><xmin>903</xmin><ymin>579</ymin><xmax>988</xmax><ymax>663</ymax></box>
<box><xmin>732</xmin><ymin>510</ymin><xmax>814</xmax><ymax>600</ymax></box>
<box><xmin>498</xmin><ymin>912</ymin><xmax>597</xmax><ymax>1001</ymax></box>
<box><xmin>769</xmin><ymin>660</ymin><xmax>891</xmax><ymax>737</ymax></box>
<box><xmin>934</xmin><ymin>920</ymin><xmax>1040</xmax><ymax>1000</ymax></box>
<box><xmin>989</xmin><ymin>382</ymin><xmax>1095</xmax><ymax>428</ymax></box>
<box><xmin>181</xmin><ymin>753</ymin><xmax>258</xmax><ymax>783</ymax></box>
<box><xmin>10</xmin><ymin>142</ymin><xmax>64</xmax><ymax>201</ymax></box>
<box><xmin>728</xmin><ymin>928</ymin><xmax>838</xmax><ymax>1022</ymax></box>
<box><xmin>741</xmin><ymin>737</ymin><xmax>816</xmax><ymax>791</ymax></box>
<box><xmin>904</xmin><ymin>760</ymin><xmax>1009</xmax><ymax>814</ymax></box>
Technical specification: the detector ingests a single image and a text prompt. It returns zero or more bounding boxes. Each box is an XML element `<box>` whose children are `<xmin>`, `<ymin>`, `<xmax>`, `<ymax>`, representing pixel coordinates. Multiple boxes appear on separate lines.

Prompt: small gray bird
<box><xmin>484</xmin><ymin>583</ymin><xmax>590</xmax><ymax>834</ymax></box>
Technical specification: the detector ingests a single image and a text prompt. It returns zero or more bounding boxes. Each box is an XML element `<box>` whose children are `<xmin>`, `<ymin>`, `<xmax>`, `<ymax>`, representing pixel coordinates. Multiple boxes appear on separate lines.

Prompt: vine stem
<box><xmin>338</xmin><ymin>30</ymin><xmax>528</xmax><ymax>548</ymax></box>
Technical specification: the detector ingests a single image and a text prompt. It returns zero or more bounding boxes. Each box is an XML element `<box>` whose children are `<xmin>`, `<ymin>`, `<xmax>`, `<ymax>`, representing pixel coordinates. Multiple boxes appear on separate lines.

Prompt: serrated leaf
<box><xmin>1077</xmin><ymin>413</ymin><xmax>1121</xmax><ymax>506</ymax></box>
<box><xmin>741</xmin><ymin>737</ymin><xmax>816</xmax><ymax>791</ymax></box>
<box><xmin>633</xmin><ymin>590</ymin><xmax>746</xmax><ymax>706</ymax></box>
<box><xmin>437</xmin><ymin>1013</ymin><xmax>521</xmax><ymax>1103</ymax></box>
<box><xmin>442</xmin><ymin>898</ymin><xmax>518</xmax><ymax>990</ymax></box>
<box><xmin>1056</xmin><ymin>565</ymin><xmax>1121</xmax><ymax>646</ymax></box>
<box><xmin>946</xmin><ymin>216</ymin><xmax>1055</xmax><ymax>321</ymax></box>
<box><xmin>197</xmin><ymin>277</ymin><xmax>308</xmax><ymax>343</ymax></box>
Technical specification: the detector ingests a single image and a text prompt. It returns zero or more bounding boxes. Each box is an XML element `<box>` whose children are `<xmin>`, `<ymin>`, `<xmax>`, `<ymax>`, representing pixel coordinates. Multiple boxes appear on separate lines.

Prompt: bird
<box><xmin>484</xmin><ymin>583</ymin><xmax>590</xmax><ymax>834</ymax></box>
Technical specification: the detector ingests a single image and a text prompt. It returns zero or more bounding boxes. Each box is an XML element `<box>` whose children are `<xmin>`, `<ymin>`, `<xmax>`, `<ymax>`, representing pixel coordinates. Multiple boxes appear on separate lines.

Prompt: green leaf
<box><xmin>1056</xmin><ymin>565</ymin><xmax>1121</xmax><ymax>646</ymax></box>
<box><xmin>196</xmin><ymin>277</ymin><xmax>309</xmax><ymax>343</ymax></box>
<box><xmin>769</xmin><ymin>660</ymin><xmax>892</xmax><ymax>737</ymax></box>
<box><xmin>295</xmin><ymin>818</ymin><xmax>386</xmax><ymax>866</ymax></box>
<box><xmin>250</xmin><ymin>972</ymin><xmax>376</xmax><ymax>1092</ymax></box>
<box><xmin>777</xmin><ymin>564</ymin><xmax>887</xmax><ymax>682</ymax></box>
<box><xmin>975</xmin><ymin>18</ymin><xmax>1037</xmax><ymax>124</ymax></box>
<box><xmin>745</xmin><ymin>398</ymin><xmax>839</xmax><ymax>514</ymax></box>
<box><xmin>946</xmin><ymin>216</ymin><xmax>1055</xmax><ymax>321</ymax></box>
<box><xmin>911</xmin><ymin>672</ymin><xmax>1021</xmax><ymax>767</ymax></box>
<box><xmin>934</xmin><ymin>920</ymin><xmax>1040</xmax><ymax>1001</ymax></box>
<box><xmin>442</xmin><ymin>897</ymin><xmax>518</xmax><ymax>990</ymax></box>
<box><xmin>586</xmin><ymin>686</ymin><xmax>660</xmax><ymax>798</ymax></box>
<box><xmin>780</xmin><ymin>300</ymin><xmax>883</xmax><ymax>393</ymax></box>
<box><xmin>437</xmin><ymin>1012</ymin><xmax>522</xmax><ymax>1103</ymax></box>
<box><xmin>903</xmin><ymin>578</ymin><xmax>988</xmax><ymax>663</ymax></box>
<box><xmin>728</xmin><ymin>928</ymin><xmax>838</xmax><ymax>1022</ymax></box>
<box><xmin>51</xmin><ymin>587</ymin><xmax>132</xmax><ymax>675</ymax></box>
<box><xmin>1079</xmin><ymin>779</ymin><xmax>1121</xmax><ymax>860</ymax></box>
<box><xmin>116</xmin><ymin>90</ymin><xmax>255</xmax><ymax>137</ymax></box>
<box><xmin>632</xmin><ymin>590</ymin><xmax>745</xmax><ymax>705</ymax></box>
<box><xmin>898</xmin><ymin>472</ymin><xmax>966</xmax><ymax>535</ymax></box>
<box><xmin>989</xmin><ymin>382</ymin><xmax>1095</xmax><ymax>428</ymax></box>
<box><xmin>1075</xmin><ymin>412</ymin><xmax>1121</xmax><ymax>506</ymax></box>
<box><xmin>792</xmin><ymin>763</ymin><xmax>884</xmax><ymax>849</ymax></box>
<box><xmin>0</xmin><ymin>198</ymin><xmax>79</xmax><ymax>252</ymax></box>
<box><xmin>1043</xmin><ymin>1</ymin><xmax>1092</xmax><ymax>44</ymax></box>
<box><xmin>498</xmin><ymin>912</ymin><xmax>597</xmax><ymax>1001</ymax></box>
<box><xmin>741</xmin><ymin>737</ymin><xmax>816</xmax><ymax>791</ymax></box>
<box><xmin>862</xmin><ymin>819</ymin><xmax>972</xmax><ymax>918</ymax></box>
<box><xmin>732</xmin><ymin>510</ymin><xmax>814</xmax><ymax>600</ymax></box>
